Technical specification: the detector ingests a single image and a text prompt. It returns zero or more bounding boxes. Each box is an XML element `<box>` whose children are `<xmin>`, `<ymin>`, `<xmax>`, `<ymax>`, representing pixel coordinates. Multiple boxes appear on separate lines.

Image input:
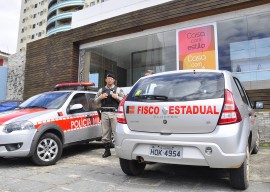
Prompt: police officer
<box><xmin>94</xmin><ymin>74</ymin><xmax>125</xmax><ymax>158</ymax></box>
<box><xmin>144</xmin><ymin>70</ymin><xmax>155</xmax><ymax>76</ymax></box>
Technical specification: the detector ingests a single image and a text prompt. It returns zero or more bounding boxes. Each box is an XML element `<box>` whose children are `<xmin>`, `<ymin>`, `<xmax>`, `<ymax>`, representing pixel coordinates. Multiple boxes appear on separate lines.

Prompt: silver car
<box><xmin>115</xmin><ymin>70</ymin><xmax>263</xmax><ymax>190</ymax></box>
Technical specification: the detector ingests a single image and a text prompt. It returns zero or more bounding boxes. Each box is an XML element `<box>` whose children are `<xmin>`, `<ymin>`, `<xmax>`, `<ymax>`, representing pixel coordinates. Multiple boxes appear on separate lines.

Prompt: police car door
<box><xmin>65</xmin><ymin>93</ymin><xmax>100</xmax><ymax>143</ymax></box>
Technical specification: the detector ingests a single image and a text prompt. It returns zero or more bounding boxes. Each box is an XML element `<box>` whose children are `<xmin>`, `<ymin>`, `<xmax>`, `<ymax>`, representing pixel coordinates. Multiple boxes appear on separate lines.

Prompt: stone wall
<box><xmin>6</xmin><ymin>51</ymin><xmax>26</xmax><ymax>100</ymax></box>
<box><xmin>256</xmin><ymin>111</ymin><xmax>270</xmax><ymax>144</ymax></box>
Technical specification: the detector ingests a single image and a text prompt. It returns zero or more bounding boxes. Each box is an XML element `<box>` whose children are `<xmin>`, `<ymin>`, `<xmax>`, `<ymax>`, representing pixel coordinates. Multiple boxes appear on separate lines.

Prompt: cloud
<box><xmin>0</xmin><ymin>0</ymin><xmax>22</xmax><ymax>54</ymax></box>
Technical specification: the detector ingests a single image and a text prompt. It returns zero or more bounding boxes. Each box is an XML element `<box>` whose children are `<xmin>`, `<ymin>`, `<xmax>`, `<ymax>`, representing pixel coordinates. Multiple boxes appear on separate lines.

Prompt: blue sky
<box><xmin>0</xmin><ymin>0</ymin><xmax>22</xmax><ymax>54</ymax></box>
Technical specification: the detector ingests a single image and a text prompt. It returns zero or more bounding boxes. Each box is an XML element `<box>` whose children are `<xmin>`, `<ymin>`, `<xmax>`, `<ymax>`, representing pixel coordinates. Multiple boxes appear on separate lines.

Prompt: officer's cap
<box><xmin>106</xmin><ymin>73</ymin><xmax>116</xmax><ymax>80</ymax></box>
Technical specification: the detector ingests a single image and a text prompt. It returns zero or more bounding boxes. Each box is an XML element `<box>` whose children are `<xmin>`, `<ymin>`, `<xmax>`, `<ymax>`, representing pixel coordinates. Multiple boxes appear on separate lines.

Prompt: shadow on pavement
<box><xmin>0</xmin><ymin>142</ymin><xmax>104</xmax><ymax>167</ymax></box>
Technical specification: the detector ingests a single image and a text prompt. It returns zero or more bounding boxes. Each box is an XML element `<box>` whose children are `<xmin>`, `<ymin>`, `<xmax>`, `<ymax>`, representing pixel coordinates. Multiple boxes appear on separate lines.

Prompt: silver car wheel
<box><xmin>111</xmin><ymin>132</ymin><xmax>115</xmax><ymax>144</ymax></box>
<box><xmin>229</xmin><ymin>144</ymin><xmax>250</xmax><ymax>189</ymax></box>
<box><xmin>37</xmin><ymin>138</ymin><xmax>59</xmax><ymax>162</ymax></box>
<box><xmin>255</xmin><ymin>131</ymin><xmax>260</xmax><ymax>149</ymax></box>
<box><xmin>246</xmin><ymin>145</ymin><xmax>250</xmax><ymax>180</ymax></box>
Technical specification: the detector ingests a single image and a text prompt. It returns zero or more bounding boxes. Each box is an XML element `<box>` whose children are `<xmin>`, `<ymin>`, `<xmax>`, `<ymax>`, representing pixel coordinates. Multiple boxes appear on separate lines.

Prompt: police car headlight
<box><xmin>3</xmin><ymin>121</ymin><xmax>35</xmax><ymax>133</ymax></box>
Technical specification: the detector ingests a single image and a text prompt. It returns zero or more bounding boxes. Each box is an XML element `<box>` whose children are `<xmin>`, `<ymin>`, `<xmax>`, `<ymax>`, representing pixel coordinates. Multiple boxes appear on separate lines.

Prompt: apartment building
<box><xmin>84</xmin><ymin>0</ymin><xmax>109</xmax><ymax>7</ymax></box>
<box><xmin>17</xmin><ymin>0</ymin><xmax>94</xmax><ymax>51</ymax></box>
<box><xmin>17</xmin><ymin>0</ymin><xmax>48</xmax><ymax>52</ymax></box>
<box><xmin>47</xmin><ymin>0</ymin><xmax>86</xmax><ymax>36</ymax></box>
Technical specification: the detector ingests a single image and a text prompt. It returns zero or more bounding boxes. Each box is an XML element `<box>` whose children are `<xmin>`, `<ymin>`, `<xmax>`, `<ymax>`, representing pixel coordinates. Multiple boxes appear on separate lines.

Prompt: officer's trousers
<box><xmin>101</xmin><ymin>111</ymin><xmax>117</xmax><ymax>143</ymax></box>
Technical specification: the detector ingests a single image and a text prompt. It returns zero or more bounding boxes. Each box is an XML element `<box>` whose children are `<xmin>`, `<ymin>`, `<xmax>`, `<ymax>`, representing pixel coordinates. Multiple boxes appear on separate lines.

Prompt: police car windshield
<box><xmin>20</xmin><ymin>92</ymin><xmax>71</xmax><ymax>109</ymax></box>
<box><xmin>127</xmin><ymin>72</ymin><xmax>225</xmax><ymax>102</ymax></box>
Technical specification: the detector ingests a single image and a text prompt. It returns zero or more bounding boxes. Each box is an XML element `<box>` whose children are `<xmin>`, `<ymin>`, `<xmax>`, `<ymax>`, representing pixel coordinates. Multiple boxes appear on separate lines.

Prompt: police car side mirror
<box><xmin>70</xmin><ymin>104</ymin><xmax>83</xmax><ymax>111</ymax></box>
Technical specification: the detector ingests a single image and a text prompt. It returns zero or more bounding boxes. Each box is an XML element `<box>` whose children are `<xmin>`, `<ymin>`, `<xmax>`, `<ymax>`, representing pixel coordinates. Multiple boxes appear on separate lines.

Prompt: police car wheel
<box><xmin>31</xmin><ymin>133</ymin><xmax>63</xmax><ymax>166</ymax></box>
<box><xmin>119</xmin><ymin>158</ymin><xmax>146</xmax><ymax>176</ymax></box>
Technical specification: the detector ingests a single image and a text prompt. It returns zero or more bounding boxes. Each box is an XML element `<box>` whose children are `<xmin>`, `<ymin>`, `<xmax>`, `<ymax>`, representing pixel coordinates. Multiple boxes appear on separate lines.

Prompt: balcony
<box><xmin>47</xmin><ymin>12</ymin><xmax>73</xmax><ymax>26</ymax></box>
<box><xmin>47</xmin><ymin>24</ymin><xmax>71</xmax><ymax>36</ymax></box>
<box><xmin>48</xmin><ymin>0</ymin><xmax>85</xmax><ymax>15</ymax></box>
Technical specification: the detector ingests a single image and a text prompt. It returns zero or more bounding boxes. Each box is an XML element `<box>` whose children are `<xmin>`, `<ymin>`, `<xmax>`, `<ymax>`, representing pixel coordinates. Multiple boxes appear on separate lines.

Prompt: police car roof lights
<box><xmin>54</xmin><ymin>82</ymin><xmax>95</xmax><ymax>91</ymax></box>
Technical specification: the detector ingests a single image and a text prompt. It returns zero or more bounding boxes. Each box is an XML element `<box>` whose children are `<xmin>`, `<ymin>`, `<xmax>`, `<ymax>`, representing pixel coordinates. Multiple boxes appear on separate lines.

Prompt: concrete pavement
<box><xmin>0</xmin><ymin>143</ymin><xmax>269</xmax><ymax>192</ymax></box>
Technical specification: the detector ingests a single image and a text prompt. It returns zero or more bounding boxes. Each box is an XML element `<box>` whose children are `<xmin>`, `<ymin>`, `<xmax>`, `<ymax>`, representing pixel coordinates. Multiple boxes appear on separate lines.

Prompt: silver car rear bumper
<box><xmin>115</xmin><ymin>123</ymin><xmax>248</xmax><ymax>168</ymax></box>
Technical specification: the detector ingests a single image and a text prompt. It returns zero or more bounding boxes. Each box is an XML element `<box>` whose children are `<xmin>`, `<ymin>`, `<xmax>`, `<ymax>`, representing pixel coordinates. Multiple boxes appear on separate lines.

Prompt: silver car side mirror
<box><xmin>255</xmin><ymin>102</ymin><xmax>264</xmax><ymax>109</ymax></box>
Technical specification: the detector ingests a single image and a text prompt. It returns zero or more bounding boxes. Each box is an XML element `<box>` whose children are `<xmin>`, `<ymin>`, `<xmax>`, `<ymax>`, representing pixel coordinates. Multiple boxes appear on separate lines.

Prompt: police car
<box><xmin>115</xmin><ymin>70</ymin><xmax>263</xmax><ymax>190</ymax></box>
<box><xmin>0</xmin><ymin>82</ymin><xmax>101</xmax><ymax>166</ymax></box>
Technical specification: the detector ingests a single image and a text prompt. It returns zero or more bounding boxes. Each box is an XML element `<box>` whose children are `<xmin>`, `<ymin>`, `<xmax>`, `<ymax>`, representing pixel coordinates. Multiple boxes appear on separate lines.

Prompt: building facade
<box><xmin>47</xmin><ymin>0</ymin><xmax>85</xmax><ymax>36</ymax></box>
<box><xmin>84</xmin><ymin>0</ymin><xmax>109</xmax><ymax>8</ymax></box>
<box><xmin>17</xmin><ymin>0</ymin><xmax>49</xmax><ymax>52</ymax></box>
<box><xmin>24</xmin><ymin>0</ymin><xmax>270</xmax><ymax>101</ymax></box>
<box><xmin>17</xmin><ymin>0</ymin><xmax>91</xmax><ymax>51</ymax></box>
<box><xmin>23</xmin><ymin>0</ymin><xmax>270</xmax><ymax>143</ymax></box>
<box><xmin>0</xmin><ymin>51</ymin><xmax>9</xmax><ymax>101</ymax></box>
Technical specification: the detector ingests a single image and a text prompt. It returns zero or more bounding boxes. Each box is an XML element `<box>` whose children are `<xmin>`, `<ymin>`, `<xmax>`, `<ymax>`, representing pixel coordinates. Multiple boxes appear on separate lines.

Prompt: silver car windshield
<box><xmin>19</xmin><ymin>92</ymin><xmax>71</xmax><ymax>109</ymax></box>
<box><xmin>127</xmin><ymin>72</ymin><xmax>225</xmax><ymax>102</ymax></box>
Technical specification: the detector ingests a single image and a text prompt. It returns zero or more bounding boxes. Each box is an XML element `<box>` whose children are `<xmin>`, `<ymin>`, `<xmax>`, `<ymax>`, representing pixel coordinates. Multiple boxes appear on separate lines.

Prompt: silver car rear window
<box><xmin>127</xmin><ymin>72</ymin><xmax>225</xmax><ymax>102</ymax></box>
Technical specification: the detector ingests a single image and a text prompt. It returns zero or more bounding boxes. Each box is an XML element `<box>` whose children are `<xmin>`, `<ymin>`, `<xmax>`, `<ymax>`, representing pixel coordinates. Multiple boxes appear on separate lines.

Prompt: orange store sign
<box><xmin>177</xmin><ymin>24</ymin><xmax>218</xmax><ymax>70</ymax></box>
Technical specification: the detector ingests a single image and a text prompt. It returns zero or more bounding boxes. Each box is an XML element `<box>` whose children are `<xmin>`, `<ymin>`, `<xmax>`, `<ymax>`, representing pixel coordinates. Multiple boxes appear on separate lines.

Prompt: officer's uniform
<box><xmin>95</xmin><ymin>85</ymin><xmax>124</xmax><ymax>143</ymax></box>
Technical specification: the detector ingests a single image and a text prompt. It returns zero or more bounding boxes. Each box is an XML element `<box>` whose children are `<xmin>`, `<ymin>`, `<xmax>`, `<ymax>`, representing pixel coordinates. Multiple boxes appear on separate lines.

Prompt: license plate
<box><xmin>149</xmin><ymin>145</ymin><xmax>182</xmax><ymax>158</ymax></box>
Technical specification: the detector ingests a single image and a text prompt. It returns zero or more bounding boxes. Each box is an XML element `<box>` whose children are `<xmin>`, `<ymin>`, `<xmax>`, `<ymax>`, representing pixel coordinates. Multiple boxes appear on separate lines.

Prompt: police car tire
<box><xmin>31</xmin><ymin>133</ymin><xmax>63</xmax><ymax>166</ymax></box>
<box><xmin>229</xmin><ymin>145</ymin><xmax>249</xmax><ymax>190</ymax></box>
<box><xmin>119</xmin><ymin>158</ymin><xmax>146</xmax><ymax>176</ymax></box>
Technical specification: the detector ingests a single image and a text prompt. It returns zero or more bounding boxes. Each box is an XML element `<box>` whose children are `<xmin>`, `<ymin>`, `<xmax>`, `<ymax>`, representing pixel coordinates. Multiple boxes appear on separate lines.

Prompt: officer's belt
<box><xmin>101</xmin><ymin>108</ymin><xmax>117</xmax><ymax>112</ymax></box>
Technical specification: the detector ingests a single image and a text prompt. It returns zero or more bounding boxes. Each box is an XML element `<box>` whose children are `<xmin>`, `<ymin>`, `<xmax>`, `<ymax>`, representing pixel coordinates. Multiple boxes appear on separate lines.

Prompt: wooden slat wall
<box><xmin>24</xmin><ymin>0</ymin><xmax>269</xmax><ymax>99</ymax></box>
<box><xmin>247</xmin><ymin>89</ymin><xmax>270</xmax><ymax>110</ymax></box>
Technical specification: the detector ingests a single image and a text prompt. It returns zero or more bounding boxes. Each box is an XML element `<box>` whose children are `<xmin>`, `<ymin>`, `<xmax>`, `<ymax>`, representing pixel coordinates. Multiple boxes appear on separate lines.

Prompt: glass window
<box><xmin>234</xmin><ymin>77</ymin><xmax>249</xmax><ymax>106</ymax></box>
<box><xmin>83</xmin><ymin>11</ymin><xmax>270</xmax><ymax>90</ymax></box>
<box><xmin>217</xmin><ymin>17</ymin><xmax>248</xmax><ymax>72</ymax></box>
<box><xmin>217</xmin><ymin>12</ymin><xmax>270</xmax><ymax>89</ymax></box>
<box><xmin>127</xmin><ymin>72</ymin><xmax>225</xmax><ymax>102</ymax></box>
<box><xmin>86</xmin><ymin>93</ymin><xmax>100</xmax><ymax>111</ymax></box>
<box><xmin>85</xmin><ymin>30</ymin><xmax>176</xmax><ymax>88</ymax></box>
<box><xmin>67</xmin><ymin>93</ymin><xmax>91</xmax><ymax>114</ymax></box>
<box><xmin>20</xmin><ymin>92</ymin><xmax>71</xmax><ymax>109</ymax></box>
<box><xmin>90</xmin><ymin>2</ymin><xmax>95</xmax><ymax>6</ymax></box>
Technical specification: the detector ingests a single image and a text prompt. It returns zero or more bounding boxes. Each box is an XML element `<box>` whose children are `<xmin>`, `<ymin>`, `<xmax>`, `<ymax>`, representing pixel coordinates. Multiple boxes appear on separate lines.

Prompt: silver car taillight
<box><xmin>117</xmin><ymin>95</ymin><xmax>127</xmax><ymax>124</ymax></box>
<box><xmin>218</xmin><ymin>89</ymin><xmax>242</xmax><ymax>125</ymax></box>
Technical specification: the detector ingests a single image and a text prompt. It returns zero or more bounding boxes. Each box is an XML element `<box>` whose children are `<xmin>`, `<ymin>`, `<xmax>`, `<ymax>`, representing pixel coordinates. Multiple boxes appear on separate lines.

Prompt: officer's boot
<box><xmin>102</xmin><ymin>143</ymin><xmax>111</xmax><ymax>158</ymax></box>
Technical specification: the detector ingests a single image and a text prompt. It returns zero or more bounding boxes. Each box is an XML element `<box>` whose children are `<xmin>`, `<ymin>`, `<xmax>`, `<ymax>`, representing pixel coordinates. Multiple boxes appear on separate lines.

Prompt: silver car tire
<box><xmin>31</xmin><ymin>133</ymin><xmax>63</xmax><ymax>166</ymax></box>
<box><xmin>252</xmin><ymin>131</ymin><xmax>260</xmax><ymax>154</ymax></box>
<box><xmin>119</xmin><ymin>158</ymin><xmax>146</xmax><ymax>176</ymax></box>
<box><xmin>229</xmin><ymin>145</ymin><xmax>249</xmax><ymax>190</ymax></box>
<box><xmin>110</xmin><ymin>132</ymin><xmax>115</xmax><ymax>148</ymax></box>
